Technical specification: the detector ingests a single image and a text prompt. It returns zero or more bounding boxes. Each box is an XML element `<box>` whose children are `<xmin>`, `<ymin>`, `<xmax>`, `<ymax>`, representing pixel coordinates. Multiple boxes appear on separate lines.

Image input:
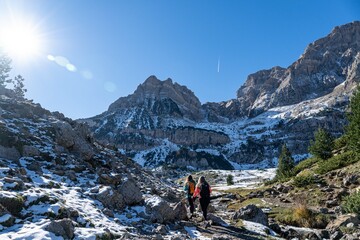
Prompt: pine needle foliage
<box><xmin>276</xmin><ymin>144</ymin><xmax>295</xmax><ymax>179</ymax></box>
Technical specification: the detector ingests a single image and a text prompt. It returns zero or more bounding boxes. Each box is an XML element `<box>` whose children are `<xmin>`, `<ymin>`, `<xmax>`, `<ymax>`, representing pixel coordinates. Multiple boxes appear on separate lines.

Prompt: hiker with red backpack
<box><xmin>184</xmin><ymin>175</ymin><xmax>196</xmax><ymax>218</ymax></box>
<box><xmin>193</xmin><ymin>176</ymin><xmax>212</xmax><ymax>221</ymax></box>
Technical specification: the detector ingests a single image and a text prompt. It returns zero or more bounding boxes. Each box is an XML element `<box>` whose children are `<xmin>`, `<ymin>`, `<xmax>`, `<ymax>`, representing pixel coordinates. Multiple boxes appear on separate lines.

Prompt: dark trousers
<box><xmin>200</xmin><ymin>197</ymin><xmax>210</xmax><ymax>220</ymax></box>
<box><xmin>187</xmin><ymin>196</ymin><xmax>194</xmax><ymax>214</ymax></box>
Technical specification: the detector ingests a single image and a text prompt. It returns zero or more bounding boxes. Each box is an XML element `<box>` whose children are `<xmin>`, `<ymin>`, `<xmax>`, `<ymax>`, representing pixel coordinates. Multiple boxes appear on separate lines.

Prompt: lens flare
<box><xmin>0</xmin><ymin>20</ymin><xmax>43</xmax><ymax>61</ymax></box>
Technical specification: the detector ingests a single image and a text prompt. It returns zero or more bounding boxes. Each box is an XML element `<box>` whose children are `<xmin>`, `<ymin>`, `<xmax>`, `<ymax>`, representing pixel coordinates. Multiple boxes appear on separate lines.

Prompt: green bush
<box><xmin>293</xmin><ymin>173</ymin><xmax>316</xmax><ymax>188</ymax></box>
<box><xmin>342</xmin><ymin>191</ymin><xmax>360</xmax><ymax>214</ymax></box>
<box><xmin>315</xmin><ymin>151</ymin><xmax>360</xmax><ymax>174</ymax></box>
<box><xmin>293</xmin><ymin>157</ymin><xmax>319</xmax><ymax>174</ymax></box>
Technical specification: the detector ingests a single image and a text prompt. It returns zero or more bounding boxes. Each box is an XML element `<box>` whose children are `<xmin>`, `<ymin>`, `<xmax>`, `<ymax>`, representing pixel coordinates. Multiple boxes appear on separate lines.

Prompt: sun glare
<box><xmin>0</xmin><ymin>20</ymin><xmax>42</xmax><ymax>61</ymax></box>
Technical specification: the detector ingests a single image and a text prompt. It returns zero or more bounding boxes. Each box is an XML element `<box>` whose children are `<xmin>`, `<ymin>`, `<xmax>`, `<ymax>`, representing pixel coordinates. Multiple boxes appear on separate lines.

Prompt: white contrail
<box><xmin>217</xmin><ymin>57</ymin><xmax>220</xmax><ymax>73</ymax></box>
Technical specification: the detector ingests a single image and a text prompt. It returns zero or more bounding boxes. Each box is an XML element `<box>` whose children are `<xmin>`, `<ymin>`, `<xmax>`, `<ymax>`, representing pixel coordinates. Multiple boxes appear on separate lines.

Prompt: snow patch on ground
<box><xmin>184</xmin><ymin>226</ymin><xmax>211</xmax><ymax>240</ymax></box>
<box><xmin>209</xmin><ymin>168</ymin><xmax>276</xmax><ymax>190</ymax></box>
<box><xmin>242</xmin><ymin>220</ymin><xmax>278</xmax><ymax>237</ymax></box>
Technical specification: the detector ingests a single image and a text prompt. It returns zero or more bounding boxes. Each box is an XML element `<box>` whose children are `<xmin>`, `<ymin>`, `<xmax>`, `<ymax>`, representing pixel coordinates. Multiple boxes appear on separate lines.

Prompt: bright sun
<box><xmin>0</xmin><ymin>21</ymin><xmax>42</xmax><ymax>61</ymax></box>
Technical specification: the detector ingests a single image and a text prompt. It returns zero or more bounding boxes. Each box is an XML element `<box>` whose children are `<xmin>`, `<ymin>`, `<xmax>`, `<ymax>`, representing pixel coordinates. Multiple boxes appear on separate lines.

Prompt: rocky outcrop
<box><xmin>52</xmin><ymin>121</ymin><xmax>94</xmax><ymax>160</ymax></box>
<box><xmin>166</xmin><ymin>148</ymin><xmax>233</xmax><ymax>170</ymax></box>
<box><xmin>326</xmin><ymin>214</ymin><xmax>360</xmax><ymax>230</ymax></box>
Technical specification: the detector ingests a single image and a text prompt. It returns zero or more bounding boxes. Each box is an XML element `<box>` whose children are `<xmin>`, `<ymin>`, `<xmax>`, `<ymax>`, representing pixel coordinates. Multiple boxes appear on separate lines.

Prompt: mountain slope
<box><xmin>0</xmin><ymin>89</ymin><xmax>195</xmax><ymax>239</ymax></box>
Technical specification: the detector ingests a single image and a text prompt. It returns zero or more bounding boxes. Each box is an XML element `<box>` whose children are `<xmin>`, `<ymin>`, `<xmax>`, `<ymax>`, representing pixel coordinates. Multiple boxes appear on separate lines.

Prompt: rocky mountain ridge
<box><xmin>84</xmin><ymin>21</ymin><xmax>360</xmax><ymax>169</ymax></box>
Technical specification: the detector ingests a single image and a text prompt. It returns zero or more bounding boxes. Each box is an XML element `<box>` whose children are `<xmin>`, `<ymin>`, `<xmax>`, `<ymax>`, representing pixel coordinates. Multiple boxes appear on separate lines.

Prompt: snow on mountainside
<box><xmin>0</xmin><ymin>93</ymin><xmax>194</xmax><ymax>239</ymax></box>
<box><xmin>83</xmin><ymin>22</ymin><xmax>360</xmax><ymax>170</ymax></box>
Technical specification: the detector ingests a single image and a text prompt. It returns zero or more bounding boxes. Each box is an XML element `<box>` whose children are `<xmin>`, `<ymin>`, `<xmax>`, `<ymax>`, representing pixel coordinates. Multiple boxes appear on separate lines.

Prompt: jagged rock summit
<box><xmin>84</xmin><ymin>21</ymin><xmax>360</xmax><ymax>169</ymax></box>
<box><xmin>108</xmin><ymin>75</ymin><xmax>202</xmax><ymax>121</ymax></box>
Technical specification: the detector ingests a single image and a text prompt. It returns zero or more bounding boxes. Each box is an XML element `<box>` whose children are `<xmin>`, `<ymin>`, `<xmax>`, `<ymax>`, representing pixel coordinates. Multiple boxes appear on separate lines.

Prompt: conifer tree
<box><xmin>226</xmin><ymin>174</ymin><xmax>234</xmax><ymax>185</ymax></box>
<box><xmin>276</xmin><ymin>144</ymin><xmax>295</xmax><ymax>179</ymax></box>
<box><xmin>0</xmin><ymin>52</ymin><xmax>12</xmax><ymax>87</ymax></box>
<box><xmin>346</xmin><ymin>86</ymin><xmax>360</xmax><ymax>152</ymax></box>
<box><xmin>308</xmin><ymin>128</ymin><xmax>334</xmax><ymax>160</ymax></box>
<box><xmin>13</xmin><ymin>75</ymin><xmax>27</xmax><ymax>99</ymax></box>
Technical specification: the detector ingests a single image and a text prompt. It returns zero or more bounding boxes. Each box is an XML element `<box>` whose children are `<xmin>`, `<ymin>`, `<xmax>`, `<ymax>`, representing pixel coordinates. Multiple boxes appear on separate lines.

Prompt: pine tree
<box><xmin>308</xmin><ymin>128</ymin><xmax>334</xmax><ymax>160</ymax></box>
<box><xmin>226</xmin><ymin>174</ymin><xmax>234</xmax><ymax>185</ymax></box>
<box><xmin>276</xmin><ymin>144</ymin><xmax>295</xmax><ymax>179</ymax></box>
<box><xmin>0</xmin><ymin>52</ymin><xmax>12</xmax><ymax>87</ymax></box>
<box><xmin>13</xmin><ymin>75</ymin><xmax>27</xmax><ymax>99</ymax></box>
<box><xmin>346</xmin><ymin>86</ymin><xmax>360</xmax><ymax>152</ymax></box>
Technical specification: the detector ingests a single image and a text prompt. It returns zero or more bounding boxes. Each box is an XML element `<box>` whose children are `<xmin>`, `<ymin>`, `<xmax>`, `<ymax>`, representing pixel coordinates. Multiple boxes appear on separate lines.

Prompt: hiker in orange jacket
<box><xmin>193</xmin><ymin>176</ymin><xmax>212</xmax><ymax>221</ymax></box>
<box><xmin>184</xmin><ymin>175</ymin><xmax>196</xmax><ymax>217</ymax></box>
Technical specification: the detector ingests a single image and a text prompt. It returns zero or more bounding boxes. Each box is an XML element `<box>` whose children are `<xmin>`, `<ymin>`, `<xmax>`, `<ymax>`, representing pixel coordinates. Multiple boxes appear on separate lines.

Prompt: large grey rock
<box><xmin>94</xmin><ymin>187</ymin><xmax>125</xmax><ymax>210</ymax></box>
<box><xmin>0</xmin><ymin>146</ymin><xmax>20</xmax><ymax>161</ymax></box>
<box><xmin>172</xmin><ymin>201</ymin><xmax>188</xmax><ymax>221</ymax></box>
<box><xmin>52</xmin><ymin>121</ymin><xmax>94</xmax><ymax>160</ymax></box>
<box><xmin>22</xmin><ymin>145</ymin><xmax>40</xmax><ymax>157</ymax></box>
<box><xmin>119</xmin><ymin>179</ymin><xmax>143</xmax><ymax>205</ymax></box>
<box><xmin>207</xmin><ymin>213</ymin><xmax>228</xmax><ymax>226</ymax></box>
<box><xmin>145</xmin><ymin>197</ymin><xmax>186</xmax><ymax>223</ymax></box>
<box><xmin>232</xmin><ymin>204</ymin><xmax>268</xmax><ymax>226</ymax></box>
<box><xmin>45</xmin><ymin>219</ymin><xmax>74</xmax><ymax>239</ymax></box>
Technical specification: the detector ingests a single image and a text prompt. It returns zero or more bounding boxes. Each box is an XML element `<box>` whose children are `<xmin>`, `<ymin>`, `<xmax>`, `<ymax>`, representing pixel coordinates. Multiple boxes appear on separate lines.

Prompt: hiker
<box><xmin>193</xmin><ymin>176</ymin><xmax>211</xmax><ymax>221</ymax></box>
<box><xmin>184</xmin><ymin>175</ymin><xmax>196</xmax><ymax>217</ymax></box>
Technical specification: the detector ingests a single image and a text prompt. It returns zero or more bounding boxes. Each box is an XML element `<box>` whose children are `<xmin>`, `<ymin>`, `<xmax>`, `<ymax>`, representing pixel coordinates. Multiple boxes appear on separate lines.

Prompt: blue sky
<box><xmin>0</xmin><ymin>0</ymin><xmax>359</xmax><ymax>119</ymax></box>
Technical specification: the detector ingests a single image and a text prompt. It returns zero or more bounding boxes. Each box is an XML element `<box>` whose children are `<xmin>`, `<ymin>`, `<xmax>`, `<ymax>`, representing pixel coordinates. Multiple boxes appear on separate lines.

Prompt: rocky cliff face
<box><xmin>84</xmin><ymin>21</ymin><xmax>360</xmax><ymax>170</ymax></box>
<box><xmin>235</xmin><ymin>21</ymin><xmax>360</xmax><ymax>117</ymax></box>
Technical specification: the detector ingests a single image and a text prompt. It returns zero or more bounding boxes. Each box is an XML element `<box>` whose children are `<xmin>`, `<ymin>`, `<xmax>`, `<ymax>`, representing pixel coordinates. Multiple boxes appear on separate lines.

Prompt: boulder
<box><xmin>96</xmin><ymin>168</ymin><xmax>122</xmax><ymax>186</ymax></box>
<box><xmin>207</xmin><ymin>213</ymin><xmax>228</xmax><ymax>226</ymax></box>
<box><xmin>22</xmin><ymin>145</ymin><xmax>40</xmax><ymax>157</ymax></box>
<box><xmin>45</xmin><ymin>219</ymin><xmax>74</xmax><ymax>239</ymax></box>
<box><xmin>343</xmin><ymin>174</ymin><xmax>358</xmax><ymax>187</ymax></box>
<box><xmin>327</xmin><ymin>214</ymin><xmax>360</xmax><ymax>230</ymax></box>
<box><xmin>0</xmin><ymin>146</ymin><xmax>20</xmax><ymax>162</ymax></box>
<box><xmin>172</xmin><ymin>201</ymin><xmax>187</xmax><ymax>221</ymax></box>
<box><xmin>2</xmin><ymin>177</ymin><xmax>25</xmax><ymax>190</ymax></box>
<box><xmin>145</xmin><ymin>197</ymin><xmax>186</xmax><ymax>223</ymax></box>
<box><xmin>0</xmin><ymin>204</ymin><xmax>15</xmax><ymax>227</ymax></box>
<box><xmin>232</xmin><ymin>204</ymin><xmax>268</xmax><ymax>226</ymax></box>
<box><xmin>119</xmin><ymin>179</ymin><xmax>143</xmax><ymax>205</ymax></box>
<box><xmin>0</xmin><ymin>192</ymin><xmax>24</xmax><ymax>217</ymax></box>
<box><xmin>94</xmin><ymin>187</ymin><xmax>125</xmax><ymax>210</ymax></box>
